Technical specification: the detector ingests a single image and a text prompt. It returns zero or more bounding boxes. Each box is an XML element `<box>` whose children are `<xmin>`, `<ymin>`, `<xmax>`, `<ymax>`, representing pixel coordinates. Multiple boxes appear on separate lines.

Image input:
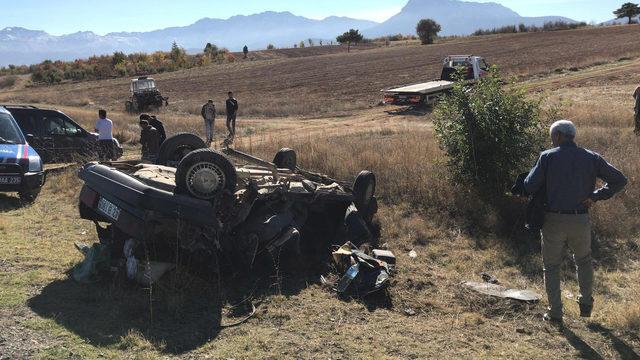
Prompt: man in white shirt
<box><xmin>95</xmin><ymin>109</ymin><xmax>114</xmax><ymax>160</ymax></box>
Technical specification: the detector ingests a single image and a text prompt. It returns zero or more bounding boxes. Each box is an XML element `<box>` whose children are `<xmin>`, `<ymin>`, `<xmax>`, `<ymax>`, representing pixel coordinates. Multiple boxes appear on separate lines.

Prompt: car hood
<box><xmin>0</xmin><ymin>144</ymin><xmax>42</xmax><ymax>172</ymax></box>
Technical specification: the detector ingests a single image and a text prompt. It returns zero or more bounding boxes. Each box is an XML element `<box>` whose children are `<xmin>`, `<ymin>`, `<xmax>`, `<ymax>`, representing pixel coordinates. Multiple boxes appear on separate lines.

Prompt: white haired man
<box><xmin>524</xmin><ymin>120</ymin><xmax>627</xmax><ymax>324</ymax></box>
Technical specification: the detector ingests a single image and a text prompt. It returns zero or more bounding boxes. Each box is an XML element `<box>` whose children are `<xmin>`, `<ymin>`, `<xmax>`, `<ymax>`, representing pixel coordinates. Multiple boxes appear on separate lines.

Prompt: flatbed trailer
<box><xmin>382</xmin><ymin>55</ymin><xmax>489</xmax><ymax>106</ymax></box>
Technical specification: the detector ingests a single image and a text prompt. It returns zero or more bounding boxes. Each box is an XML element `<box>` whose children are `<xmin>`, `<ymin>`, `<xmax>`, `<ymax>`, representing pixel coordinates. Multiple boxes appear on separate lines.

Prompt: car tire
<box><xmin>273</xmin><ymin>148</ymin><xmax>297</xmax><ymax>171</ymax></box>
<box><xmin>352</xmin><ymin>170</ymin><xmax>376</xmax><ymax>214</ymax></box>
<box><xmin>18</xmin><ymin>188</ymin><xmax>40</xmax><ymax>203</ymax></box>
<box><xmin>175</xmin><ymin>149</ymin><xmax>237</xmax><ymax>200</ymax></box>
<box><xmin>156</xmin><ymin>133</ymin><xmax>207</xmax><ymax>167</ymax></box>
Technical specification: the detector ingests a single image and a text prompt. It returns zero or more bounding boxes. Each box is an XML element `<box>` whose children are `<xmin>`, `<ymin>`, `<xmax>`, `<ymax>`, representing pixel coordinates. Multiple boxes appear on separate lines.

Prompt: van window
<box><xmin>0</xmin><ymin>113</ymin><xmax>25</xmax><ymax>144</ymax></box>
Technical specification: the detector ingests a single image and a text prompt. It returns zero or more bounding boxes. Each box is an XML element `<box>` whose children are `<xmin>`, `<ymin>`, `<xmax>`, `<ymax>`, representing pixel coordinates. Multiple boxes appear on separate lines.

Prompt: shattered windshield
<box><xmin>133</xmin><ymin>79</ymin><xmax>156</xmax><ymax>91</ymax></box>
<box><xmin>0</xmin><ymin>113</ymin><xmax>25</xmax><ymax>144</ymax></box>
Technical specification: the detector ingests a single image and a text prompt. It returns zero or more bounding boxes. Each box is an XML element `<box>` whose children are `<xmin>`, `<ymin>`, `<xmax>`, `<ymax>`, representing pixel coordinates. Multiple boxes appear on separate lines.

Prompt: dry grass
<box><xmin>0</xmin><ymin>33</ymin><xmax>639</xmax><ymax>359</ymax></box>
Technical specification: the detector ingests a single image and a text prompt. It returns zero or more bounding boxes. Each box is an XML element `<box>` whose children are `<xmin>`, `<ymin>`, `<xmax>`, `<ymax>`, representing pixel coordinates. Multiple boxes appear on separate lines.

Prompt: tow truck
<box><xmin>382</xmin><ymin>55</ymin><xmax>489</xmax><ymax>106</ymax></box>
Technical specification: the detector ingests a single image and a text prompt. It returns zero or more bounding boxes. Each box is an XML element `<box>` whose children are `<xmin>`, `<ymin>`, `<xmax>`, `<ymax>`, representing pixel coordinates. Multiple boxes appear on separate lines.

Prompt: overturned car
<box><xmin>76</xmin><ymin>133</ymin><xmax>378</xmax><ymax>304</ymax></box>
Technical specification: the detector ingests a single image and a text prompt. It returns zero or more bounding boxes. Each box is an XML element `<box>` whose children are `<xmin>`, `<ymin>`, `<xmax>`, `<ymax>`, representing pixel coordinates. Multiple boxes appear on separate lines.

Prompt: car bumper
<box><xmin>0</xmin><ymin>171</ymin><xmax>45</xmax><ymax>192</ymax></box>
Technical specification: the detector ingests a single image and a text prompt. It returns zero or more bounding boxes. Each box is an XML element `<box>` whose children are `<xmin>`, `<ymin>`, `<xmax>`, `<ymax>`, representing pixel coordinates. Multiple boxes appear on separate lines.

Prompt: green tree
<box><xmin>416</xmin><ymin>19</ymin><xmax>441</xmax><ymax>45</ymax></box>
<box><xmin>433</xmin><ymin>68</ymin><xmax>545</xmax><ymax>196</ymax></box>
<box><xmin>336</xmin><ymin>29</ymin><xmax>364</xmax><ymax>52</ymax></box>
<box><xmin>267</xmin><ymin>44</ymin><xmax>275</xmax><ymax>50</ymax></box>
<box><xmin>299</xmin><ymin>41</ymin><xmax>306</xmax><ymax>48</ymax></box>
<box><xmin>170</xmin><ymin>41</ymin><xmax>186</xmax><ymax>66</ymax></box>
<box><xmin>614</xmin><ymin>2</ymin><xmax>640</xmax><ymax>24</ymax></box>
<box><xmin>204</xmin><ymin>42</ymin><xmax>219</xmax><ymax>57</ymax></box>
<box><xmin>112</xmin><ymin>51</ymin><xmax>127</xmax><ymax>66</ymax></box>
<box><xmin>308</xmin><ymin>38</ymin><xmax>314</xmax><ymax>47</ymax></box>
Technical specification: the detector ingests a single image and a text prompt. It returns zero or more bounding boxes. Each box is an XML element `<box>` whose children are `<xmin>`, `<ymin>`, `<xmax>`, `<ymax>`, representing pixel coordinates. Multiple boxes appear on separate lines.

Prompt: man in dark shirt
<box><xmin>524</xmin><ymin>120</ymin><xmax>627</xmax><ymax>323</ymax></box>
<box><xmin>140</xmin><ymin>114</ymin><xmax>166</xmax><ymax>145</ymax></box>
<box><xmin>139</xmin><ymin>119</ymin><xmax>161</xmax><ymax>163</ymax></box>
<box><xmin>149</xmin><ymin>115</ymin><xmax>167</xmax><ymax>145</ymax></box>
<box><xmin>225</xmin><ymin>91</ymin><xmax>239</xmax><ymax>139</ymax></box>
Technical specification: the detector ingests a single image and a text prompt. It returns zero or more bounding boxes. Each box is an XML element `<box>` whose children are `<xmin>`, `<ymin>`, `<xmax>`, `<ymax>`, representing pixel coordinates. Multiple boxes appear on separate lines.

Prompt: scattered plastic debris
<box><xmin>462</xmin><ymin>281</ymin><xmax>542</xmax><ymax>302</ymax></box>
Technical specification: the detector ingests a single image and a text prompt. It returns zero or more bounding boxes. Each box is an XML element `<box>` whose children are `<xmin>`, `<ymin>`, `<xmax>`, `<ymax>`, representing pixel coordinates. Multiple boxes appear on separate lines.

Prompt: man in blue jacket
<box><xmin>524</xmin><ymin>120</ymin><xmax>627</xmax><ymax>324</ymax></box>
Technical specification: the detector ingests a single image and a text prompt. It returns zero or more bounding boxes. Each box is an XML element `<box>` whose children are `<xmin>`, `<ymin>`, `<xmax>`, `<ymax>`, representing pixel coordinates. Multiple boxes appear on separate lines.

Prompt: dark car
<box><xmin>4</xmin><ymin>105</ymin><xmax>123</xmax><ymax>163</ymax></box>
<box><xmin>0</xmin><ymin>106</ymin><xmax>45</xmax><ymax>202</ymax></box>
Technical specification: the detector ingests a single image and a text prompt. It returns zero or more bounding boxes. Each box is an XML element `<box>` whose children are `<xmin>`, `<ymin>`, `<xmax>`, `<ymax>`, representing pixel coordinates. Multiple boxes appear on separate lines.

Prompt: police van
<box><xmin>0</xmin><ymin>106</ymin><xmax>45</xmax><ymax>202</ymax></box>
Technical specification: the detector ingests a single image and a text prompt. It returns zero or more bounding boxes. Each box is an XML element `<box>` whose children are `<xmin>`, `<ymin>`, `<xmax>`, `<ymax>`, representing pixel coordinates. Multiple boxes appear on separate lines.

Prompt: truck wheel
<box><xmin>175</xmin><ymin>149</ymin><xmax>237</xmax><ymax>200</ymax></box>
<box><xmin>273</xmin><ymin>148</ymin><xmax>297</xmax><ymax>171</ymax></box>
<box><xmin>19</xmin><ymin>188</ymin><xmax>41</xmax><ymax>203</ymax></box>
<box><xmin>156</xmin><ymin>133</ymin><xmax>207</xmax><ymax>167</ymax></box>
<box><xmin>352</xmin><ymin>170</ymin><xmax>376</xmax><ymax>214</ymax></box>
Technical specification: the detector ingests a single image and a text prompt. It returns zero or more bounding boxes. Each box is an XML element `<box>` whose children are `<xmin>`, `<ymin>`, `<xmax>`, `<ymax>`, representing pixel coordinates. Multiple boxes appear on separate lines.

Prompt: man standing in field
<box><xmin>140</xmin><ymin>114</ymin><xmax>166</xmax><ymax>145</ymax></box>
<box><xmin>226</xmin><ymin>91</ymin><xmax>239</xmax><ymax>139</ymax></box>
<box><xmin>201</xmin><ymin>99</ymin><xmax>216</xmax><ymax>146</ymax></box>
<box><xmin>138</xmin><ymin>119</ymin><xmax>160</xmax><ymax>163</ymax></box>
<box><xmin>524</xmin><ymin>120</ymin><xmax>627</xmax><ymax>324</ymax></box>
<box><xmin>95</xmin><ymin>109</ymin><xmax>114</xmax><ymax>161</ymax></box>
<box><xmin>633</xmin><ymin>85</ymin><xmax>640</xmax><ymax>135</ymax></box>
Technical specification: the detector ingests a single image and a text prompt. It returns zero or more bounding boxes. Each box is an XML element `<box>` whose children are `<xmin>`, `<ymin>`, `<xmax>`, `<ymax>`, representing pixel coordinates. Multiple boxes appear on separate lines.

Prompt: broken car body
<box><xmin>77</xmin><ymin>133</ymin><xmax>378</xmax><ymax>292</ymax></box>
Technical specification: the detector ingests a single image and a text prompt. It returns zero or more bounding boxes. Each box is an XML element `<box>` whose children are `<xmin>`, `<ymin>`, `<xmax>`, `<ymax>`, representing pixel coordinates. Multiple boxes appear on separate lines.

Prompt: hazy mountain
<box><xmin>0</xmin><ymin>12</ymin><xmax>377</xmax><ymax>66</ymax></box>
<box><xmin>364</xmin><ymin>0</ymin><xmax>575</xmax><ymax>37</ymax></box>
<box><xmin>0</xmin><ymin>1</ymin><xmax>576</xmax><ymax>67</ymax></box>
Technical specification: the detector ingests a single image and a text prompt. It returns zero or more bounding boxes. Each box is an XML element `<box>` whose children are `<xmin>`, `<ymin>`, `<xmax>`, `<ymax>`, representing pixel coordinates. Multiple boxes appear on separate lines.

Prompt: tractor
<box><xmin>125</xmin><ymin>77</ymin><xmax>169</xmax><ymax>113</ymax></box>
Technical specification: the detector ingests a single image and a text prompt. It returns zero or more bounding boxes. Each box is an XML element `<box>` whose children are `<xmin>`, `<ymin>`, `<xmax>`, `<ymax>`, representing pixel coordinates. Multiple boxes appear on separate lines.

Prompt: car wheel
<box><xmin>19</xmin><ymin>188</ymin><xmax>41</xmax><ymax>203</ymax></box>
<box><xmin>273</xmin><ymin>148</ymin><xmax>297</xmax><ymax>171</ymax></box>
<box><xmin>352</xmin><ymin>170</ymin><xmax>376</xmax><ymax>214</ymax></box>
<box><xmin>175</xmin><ymin>149</ymin><xmax>237</xmax><ymax>200</ymax></box>
<box><xmin>156</xmin><ymin>133</ymin><xmax>207</xmax><ymax>167</ymax></box>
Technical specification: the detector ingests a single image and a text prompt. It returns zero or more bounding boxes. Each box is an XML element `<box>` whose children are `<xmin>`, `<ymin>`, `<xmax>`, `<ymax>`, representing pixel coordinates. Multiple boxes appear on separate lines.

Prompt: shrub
<box><xmin>0</xmin><ymin>75</ymin><xmax>18</xmax><ymax>89</ymax></box>
<box><xmin>267</xmin><ymin>44</ymin><xmax>275</xmax><ymax>50</ymax></box>
<box><xmin>433</xmin><ymin>68</ymin><xmax>545</xmax><ymax>197</ymax></box>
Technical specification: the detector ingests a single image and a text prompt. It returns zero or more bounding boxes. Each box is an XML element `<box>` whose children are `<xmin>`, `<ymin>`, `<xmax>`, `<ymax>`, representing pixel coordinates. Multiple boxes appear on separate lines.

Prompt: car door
<box><xmin>9</xmin><ymin>109</ymin><xmax>54</xmax><ymax>162</ymax></box>
<box><xmin>41</xmin><ymin>112</ymin><xmax>73</xmax><ymax>161</ymax></box>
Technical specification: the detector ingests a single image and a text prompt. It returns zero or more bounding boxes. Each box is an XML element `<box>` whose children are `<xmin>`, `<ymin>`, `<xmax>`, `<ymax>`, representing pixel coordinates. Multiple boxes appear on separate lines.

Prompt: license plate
<box><xmin>0</xmin><ymin>176</ymin><xmax>21</xmax><ymax>185</ymax></box>
<box><xmin>97</xmin><ymin>197</ymin><xmax>120</xmax><ymax>221</ymax></box>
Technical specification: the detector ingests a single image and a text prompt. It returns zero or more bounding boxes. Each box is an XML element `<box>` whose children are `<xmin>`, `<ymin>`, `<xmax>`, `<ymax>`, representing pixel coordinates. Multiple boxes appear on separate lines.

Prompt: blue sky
<box><xmin>0</xmin><ymin>0</ymin><xmax>623</xmax><ymax>35</ymax></box>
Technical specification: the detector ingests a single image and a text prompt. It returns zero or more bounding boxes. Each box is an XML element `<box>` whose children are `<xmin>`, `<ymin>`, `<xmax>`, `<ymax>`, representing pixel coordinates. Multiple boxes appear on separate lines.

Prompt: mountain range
<box><xmin>0</xmin><ymin>0</ymin><xmax>578</xmax><ymax>66</ymax></box>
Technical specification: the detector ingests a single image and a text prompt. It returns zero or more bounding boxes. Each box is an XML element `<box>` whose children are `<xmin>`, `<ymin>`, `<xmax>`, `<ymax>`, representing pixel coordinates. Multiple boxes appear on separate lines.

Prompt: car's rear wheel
<box><xmin>156</xmin><ymin>133</ymin><xmax>207</xmax><ymax>167</ymax></box>
<box><xmin>175</xmin><ymin>149</ymin><xmax>237</xmax><ymax>200</ymax></box>
<box><xmin>273</xmin><ymin>148</ymin><xmax>297</xmax><ymax>171</ymax></box>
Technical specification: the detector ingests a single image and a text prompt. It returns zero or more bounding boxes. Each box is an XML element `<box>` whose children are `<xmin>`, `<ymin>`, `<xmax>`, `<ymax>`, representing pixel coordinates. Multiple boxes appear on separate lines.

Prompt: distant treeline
<box><xmin>472</xmin><ymin>21</ymin><xmax>589</xmax><ymax>36</ymax></box>
<box><xmin>0</xmin><ymin>42</ymin><xmax>236</xmax><ymax>85</ymax></box>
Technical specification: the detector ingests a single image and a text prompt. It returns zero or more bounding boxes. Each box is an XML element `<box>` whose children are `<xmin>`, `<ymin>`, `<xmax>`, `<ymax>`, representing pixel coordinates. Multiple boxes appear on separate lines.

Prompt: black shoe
<box><xmin>577</xmin><ymin>299</ymin><xmax>593</xmax><ymax>318</ymax></box>
<box><xmin>543</xmin><ymin>312</ymin><xmax>563</xmax><ymax>324</ymax></box>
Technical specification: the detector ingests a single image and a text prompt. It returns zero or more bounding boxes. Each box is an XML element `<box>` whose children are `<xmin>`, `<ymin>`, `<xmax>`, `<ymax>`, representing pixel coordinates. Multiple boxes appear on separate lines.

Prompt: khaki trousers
<box><xmin>541</xmin><ymin>213</ymin><xmax>594</xmax><ymax>318</ymax></box>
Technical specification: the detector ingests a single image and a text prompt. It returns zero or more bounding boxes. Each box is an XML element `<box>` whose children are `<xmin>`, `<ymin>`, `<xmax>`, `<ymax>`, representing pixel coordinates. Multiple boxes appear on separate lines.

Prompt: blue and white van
<box><xmin>0</xmin><ymin>106</ymin><xmax>45</xmax><ymax>202</ymax></box>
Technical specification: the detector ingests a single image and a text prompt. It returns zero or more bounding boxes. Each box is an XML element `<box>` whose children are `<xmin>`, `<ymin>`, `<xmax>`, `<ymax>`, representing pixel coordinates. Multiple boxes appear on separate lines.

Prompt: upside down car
<box><xmin>77</xmin><ymin>133</ymin><xmax>378</xmax><ymax>323</ymax></box>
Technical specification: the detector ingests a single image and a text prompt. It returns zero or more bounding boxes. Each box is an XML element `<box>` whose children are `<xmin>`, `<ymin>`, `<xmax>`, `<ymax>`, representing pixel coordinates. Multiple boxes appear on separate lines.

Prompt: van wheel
<box><xmin>273</xmin><ymin>148</ymin><xmax>297</xmax><ymax>171</ymax></box>
<box><xmin>156</xmin><ymin>133</ymin><xmax>207</xmax><ymax>167</ymax></box>
<box><xmin>175</xmin><ymin>149</ymin><xmax>237</xmax><ymax>200</ymax></box>
<box><xmin>19</xmin><ymin>189</ymin><xmax>40</xmax><ymax>203</ymax></box>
